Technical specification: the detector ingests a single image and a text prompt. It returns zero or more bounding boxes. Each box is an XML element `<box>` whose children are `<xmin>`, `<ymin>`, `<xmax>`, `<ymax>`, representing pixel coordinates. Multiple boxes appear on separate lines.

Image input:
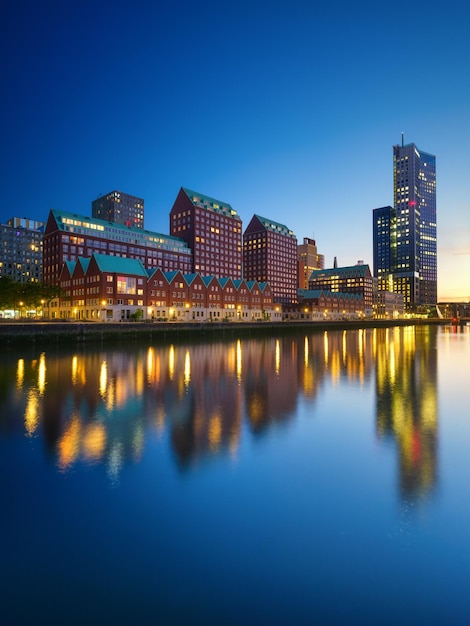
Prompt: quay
<box><xmin>0</xmin><ymin>318</ymin><xmax>451</xmax><ymax>347</ymax></box>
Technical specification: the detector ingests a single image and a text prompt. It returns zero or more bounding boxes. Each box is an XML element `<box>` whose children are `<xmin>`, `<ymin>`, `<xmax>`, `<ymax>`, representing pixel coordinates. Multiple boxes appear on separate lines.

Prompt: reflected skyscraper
<box><xmin>375</xmin><ymin>326</ymin><xmax>438</xmax><ymax>500</ymax></box>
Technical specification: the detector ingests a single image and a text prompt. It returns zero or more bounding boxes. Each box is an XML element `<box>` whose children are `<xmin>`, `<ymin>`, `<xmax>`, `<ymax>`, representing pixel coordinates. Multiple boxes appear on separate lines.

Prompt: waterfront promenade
<box><xmin>0</xmin><ymin>317</ymin><xmax>450</xmax><ymax>346</ymax></box>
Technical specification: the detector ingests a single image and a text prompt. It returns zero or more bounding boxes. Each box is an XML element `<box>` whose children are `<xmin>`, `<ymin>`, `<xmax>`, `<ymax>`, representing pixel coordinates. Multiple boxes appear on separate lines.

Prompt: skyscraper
<box><xmin>92</xmin><ymin>191</ymin><xmax>144</xmax><ymax>229</ymax></box>
<box><xmin>373</xmin><ymin>139</ymin><xmax>437</xmax><ymax>310</ymax></box>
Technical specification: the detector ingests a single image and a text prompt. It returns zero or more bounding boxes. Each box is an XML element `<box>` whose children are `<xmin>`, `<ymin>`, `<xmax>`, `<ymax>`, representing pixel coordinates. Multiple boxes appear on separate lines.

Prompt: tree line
<box><xmin>0</xmin><ymin>276</ymin><xmax>63</xmax><ymax>312</ymax></box>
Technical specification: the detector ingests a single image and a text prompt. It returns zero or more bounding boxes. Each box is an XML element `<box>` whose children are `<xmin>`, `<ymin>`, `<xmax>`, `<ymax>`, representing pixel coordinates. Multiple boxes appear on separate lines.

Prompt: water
<box><xmin>1</xmin><ymin>324</ymin><xmax>469</xmax><ymax>625</ymax></box>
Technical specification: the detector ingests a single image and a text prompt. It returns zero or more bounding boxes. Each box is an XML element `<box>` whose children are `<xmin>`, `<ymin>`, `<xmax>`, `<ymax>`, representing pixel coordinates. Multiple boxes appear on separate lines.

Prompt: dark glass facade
<box><xmin>92</xmin><ymin>191</ymin><xmax>145</xmax><ymax>229</ymax></box>
<box><xmin>373</xmin><ymin>142</ymin><xmax>437</xmax><ymax>311</ymax></box>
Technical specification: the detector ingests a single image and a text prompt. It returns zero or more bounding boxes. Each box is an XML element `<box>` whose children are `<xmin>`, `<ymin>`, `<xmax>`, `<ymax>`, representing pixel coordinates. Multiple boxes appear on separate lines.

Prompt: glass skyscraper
<box><xmin>373</xmin><ymin>140</ymin><xmax>437</xmax><ymax>311</ymax></box>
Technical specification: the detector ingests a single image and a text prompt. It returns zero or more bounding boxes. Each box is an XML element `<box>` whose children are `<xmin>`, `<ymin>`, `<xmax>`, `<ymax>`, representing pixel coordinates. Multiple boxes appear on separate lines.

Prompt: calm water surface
<box><xmin>1</xmin><ymin>325</ymin><xmax>470</xmax><ymax>625</ymax></box>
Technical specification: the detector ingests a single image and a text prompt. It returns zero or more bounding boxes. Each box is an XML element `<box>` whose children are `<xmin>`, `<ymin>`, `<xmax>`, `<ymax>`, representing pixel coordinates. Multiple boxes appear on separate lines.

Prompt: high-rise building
<box><xmin>169</xmin><ymin>187</ymin><xmax>243</xmax><ymax>279</ymax></box>
<box><xmin>92</xmin><ymin>191</ymin><xmax>144</xmax><ymax>229</ymax></box>
<box><xmin>243</xmin><ymin>215</ymin><xmax>298</xmax><ymax>304</ymax></box>
<box><xmin>373</xmin><ymin>205</ymin><xmax>396</xmax><ymax>293</ymax></box>
<box><xmin>297</xmin><ymin>237</ymin><xmax>325</xmax><ymax>289</ymax></box>
<box><xmin>0</xmin><ymin>217</ymin><xmax>44</xmax><ymax>283</ymax></box>
<box><xmin>373</xmin><ymin>139</ymin><xmax>437</xmax><ymax>310</ymax></box>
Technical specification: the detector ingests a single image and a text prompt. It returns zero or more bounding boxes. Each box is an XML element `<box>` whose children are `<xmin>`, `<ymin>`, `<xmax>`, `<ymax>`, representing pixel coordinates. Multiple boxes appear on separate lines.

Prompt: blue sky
<box><xmin>2</xmin><ymin>0</ymin><xmax>469</xmax><ymax>300</ymax></box>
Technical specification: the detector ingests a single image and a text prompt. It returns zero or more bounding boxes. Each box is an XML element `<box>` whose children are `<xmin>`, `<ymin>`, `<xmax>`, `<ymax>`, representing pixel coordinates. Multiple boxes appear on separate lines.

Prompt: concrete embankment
<box><xmin>0</xmin><ymin>318</ymin><xmax>448</xmax><ymax>347</ymax></box>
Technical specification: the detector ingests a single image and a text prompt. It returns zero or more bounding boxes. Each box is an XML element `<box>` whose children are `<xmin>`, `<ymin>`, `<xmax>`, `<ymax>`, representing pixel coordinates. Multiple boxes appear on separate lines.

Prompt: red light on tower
<box><xmin>409</xmin><ymin>200</ymin><xmax>416</xmax><ymax>206</ymax></box>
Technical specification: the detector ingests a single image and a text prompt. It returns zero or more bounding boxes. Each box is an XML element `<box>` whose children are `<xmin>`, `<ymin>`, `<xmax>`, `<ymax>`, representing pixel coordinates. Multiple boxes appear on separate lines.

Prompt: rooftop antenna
<box><xmin>401</xmin><ymin>132</ymin><xmax>404</xmax><ymax>147</ymax></box>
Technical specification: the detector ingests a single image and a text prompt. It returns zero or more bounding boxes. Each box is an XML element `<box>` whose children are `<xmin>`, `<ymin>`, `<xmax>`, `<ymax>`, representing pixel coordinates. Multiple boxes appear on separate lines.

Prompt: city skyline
<box><xmin>2</xmin><ymin>1</ymin><xmax>469</xmax><ymax>301</ymax></box>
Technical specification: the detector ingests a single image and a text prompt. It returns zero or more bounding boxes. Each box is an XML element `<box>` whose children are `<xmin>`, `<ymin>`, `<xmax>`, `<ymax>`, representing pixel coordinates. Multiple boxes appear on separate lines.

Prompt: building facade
<box><xmin>283</xmin><ymin>289</ymin><xmax>364</xmax><ymax>321</ymax></box>
<box><xmin>373</xmin><ymin>140</ymin><xmax>437</xmax><ymax>311</ymax></box>
<box><xmin>54</xmin><ymin>253</ymin><xmax>277</xmax><ymax>322</ymax></box>
<box><xmin>0</xmin><ymin>217</ymin><xmax>44</xmax><ymax>283</ymax></box>
<box><xmin>373</xmin><ymin>290</ymin><xmax>404</xmax><ymax>319</ymax></box>
<box><xmin>92</xmin><ymin>191</ymin><xmax>145</xmax><ymax>229</ymax></box>
<box><xmin>169</xmin><ymin>187</ymin><xmax>243</xmax><ymax>279</ymax></box>
<box><xmin>297</xmin><ymin>237</ymin><xmax>325</xmax><ymax>289</ymax></box>
<box><xmin>43</xmin><ymin>209</ymin><xmax>192</xmax><ymax>285</ymax></box>
<box><xmin>243</xmin><ymin>215</ymin><xmax>298</xmax><ymax>304</ymax></box>
<box><xmin>308</xmin><ymin>264</ymin><xmax>374</xmax><ymax>313</ymax></box>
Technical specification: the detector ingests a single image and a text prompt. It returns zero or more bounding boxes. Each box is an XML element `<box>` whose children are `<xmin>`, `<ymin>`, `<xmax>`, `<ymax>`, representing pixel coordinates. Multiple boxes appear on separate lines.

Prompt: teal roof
<box><xmin>63</xmin><ymin>260</ymin><xmax>76</xmax><ymax>274</ymax></box>
<box><xmin>92</xmin><ymin>253</ymin><xmax>147</xmax><ymax>276</ymax></box>
<box><xmin>49</xmin><ymin>209</ymin><xmax>191</xmax><ymax>252</ymax></box>
<box><xmin>77</xmin><ymin>257</ymin><xmax>91</xmax><ymax>272</ymax></box>
<box><xmin>184</xmin><ymin>273</ymin><xmax>199</xmax><ymax>286</ymax></box>
<box><xmin>298</xmin><ymin>289</ymin><xmax>326</xmax><ymax>299</ymax></box>
<box><xmin>310</xmin><ymin>264</ymin><xmax>370</xmax><ymax>279</ymax></box>
<box><xmin>182</xmin><ymin>188</ymin><xmax>240</xmax><ymax>220</ymax></box>
<box><xmin>202</xmin><ymin>275</ymin><xmax>217</xmax><ymax>287</ymax></box>
<box><xmin>162</xmin><ymin>271</ymin><xmax>179</xmax><ymax>283</ymax></box>
<box><xmin>299</xmin><ymin>288</ymin><xmax>362</xmax><ymax>301</ymax></box>
<box><xmin>254</xmin><ymin>215</ymin><xmax>295</xmax><ymax>238</ymax></box>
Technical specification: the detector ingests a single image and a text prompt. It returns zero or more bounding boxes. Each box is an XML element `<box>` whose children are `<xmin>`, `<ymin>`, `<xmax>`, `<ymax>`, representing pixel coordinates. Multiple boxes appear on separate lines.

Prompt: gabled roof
<box><xmin>181</xmin><ymin>187</ymin><xmax>240</xmax><ymax>220</ymax></box>
<box><xmin>162</xmin><ymin>270</ymin><xmax>180</xmax><ymax>283</ymax></box>
<box><xmin>217</xmin><ymin>277</ymin><xmax>231</xmax><ymax>288</ymax></box>
<box><xmin>202</xmin><ymin>275</ymin><xmax>217</xmax><ymax>287</ymax></box>
<box><xmin>77</xmin><ymin>257</ymin><xmax>91</xmax><ymax>273</ymax></box>
<box><xmin>298</xmin><ymin>288</ymin><xmax>326</xmax><ymax>299</ymax></box>
<box><xmin>63</xmin><ymin>260</ymin><xmax>76</xmax><ymax>274</ymax></box>
<box><xmin>92</xmin><ymin>253</ymin><xmax>147</xmax><ymax>275</ymax></box>
<box><xmin>184</xmin><ymin>273</ymin><xmax>199</xmax><ymax>286</ymax></box>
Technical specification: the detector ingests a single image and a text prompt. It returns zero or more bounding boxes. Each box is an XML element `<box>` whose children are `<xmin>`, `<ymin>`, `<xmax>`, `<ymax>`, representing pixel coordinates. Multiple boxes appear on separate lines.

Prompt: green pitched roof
<box><xmin>182</xmin><ymin>188</ymin><xmax>240</xmax><ymax>220</ymax></box>
<box><xmin>310</xmin><ymin>264</ymin><xmax>370</xmax><ymax>279</ymax></box>
<box><xmin>254</xmin><ymin>215</ymin><xmax>295</xmax><ymax>238</ymax></box>
<box><xmin>77</xmin><ymin>257</ymin><xmax>91</xmax><ymax>272</ymax></box>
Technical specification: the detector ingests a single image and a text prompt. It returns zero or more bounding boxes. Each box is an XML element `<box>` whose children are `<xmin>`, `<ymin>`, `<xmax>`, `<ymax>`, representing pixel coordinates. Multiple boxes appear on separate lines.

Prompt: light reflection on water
<box><xmin>1</xmin><ymin>325</ymin><xmax>448</xmax><ymax>493</ymax></box>
<box><xmin>2</xmin><ymin>324</ymin><xmax>470</xmax><ymax>624</ymax></box>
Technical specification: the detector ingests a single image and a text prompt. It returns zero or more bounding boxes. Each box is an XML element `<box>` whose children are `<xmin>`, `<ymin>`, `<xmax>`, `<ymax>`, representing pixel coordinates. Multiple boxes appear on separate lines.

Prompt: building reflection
<box><xmin>375</xmin><ymin>326</ymin><xmax>438</xmax><ymax>500</ymax></box>
<box><xmin>0</xmin><ymin>326</ymin><xmax>438</xmax><ymax>497</ymax></box>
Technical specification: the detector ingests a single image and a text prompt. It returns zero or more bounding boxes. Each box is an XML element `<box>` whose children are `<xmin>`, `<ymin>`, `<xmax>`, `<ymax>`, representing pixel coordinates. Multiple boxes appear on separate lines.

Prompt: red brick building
<box><xmin>169</xmin><ymin>187</ymin><xmax>243</xmax><ymax>279</ymax></box>
<box><xmin>243</xmin><ymin>215</ymin><xmax>298</xmax><ymax>304</ymax></box>
<box><xmin>54</xmin><ymin>253</ymin><xmax>276</xmax><ymax>322</ymax></box>
<box><xmin>43</xmin><ymin>209</ymin><xmax>192</xmax><ymax>285</ymax></box>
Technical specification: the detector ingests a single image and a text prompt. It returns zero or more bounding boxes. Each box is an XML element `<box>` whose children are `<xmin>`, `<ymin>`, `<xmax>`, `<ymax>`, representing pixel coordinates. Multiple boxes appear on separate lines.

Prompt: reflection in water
<box><xmin>375</xmin><ymin>326</ymin><xmax>438</xmax><ymax>500</ymax></box>
<box><xmin>0</xmin><ymin>326</ymin><xmax>446</xmax><ymax>499</ymax></box>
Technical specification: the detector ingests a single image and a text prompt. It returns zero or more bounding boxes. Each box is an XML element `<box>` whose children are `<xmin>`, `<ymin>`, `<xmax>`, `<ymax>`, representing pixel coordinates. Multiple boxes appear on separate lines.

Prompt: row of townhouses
<box><xmin>52</xmin><ymin>252</ymin><xmax>366</xmax><ymax>322</ymax></box>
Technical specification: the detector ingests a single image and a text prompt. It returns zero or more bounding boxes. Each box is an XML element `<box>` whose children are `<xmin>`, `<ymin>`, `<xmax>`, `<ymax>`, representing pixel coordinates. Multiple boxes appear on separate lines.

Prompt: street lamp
<box><xmin>101</xmin><ymin>300</ymin><xmax>107</xmax><ymax>322</ymax></box>
<box><xmin>19</xmin><ymin>301</ymin><xmax>23</xmax><ymax>319</ymax></box>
